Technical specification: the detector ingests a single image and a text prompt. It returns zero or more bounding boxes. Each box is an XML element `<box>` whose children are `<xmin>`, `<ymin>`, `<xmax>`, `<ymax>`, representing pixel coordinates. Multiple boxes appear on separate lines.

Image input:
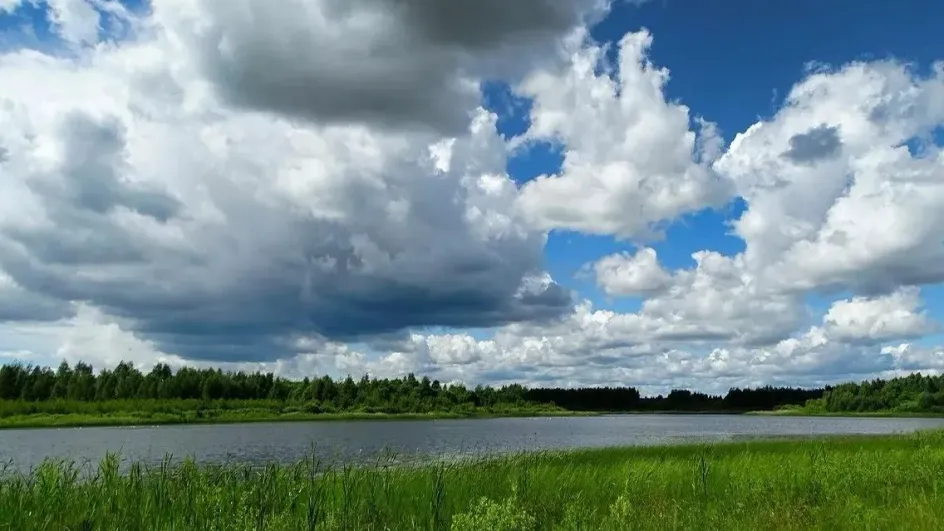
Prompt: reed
<box><xmin>3</xmin><ymin>431</ymin><xmax>943</xmax><ymax>530</ymax></box>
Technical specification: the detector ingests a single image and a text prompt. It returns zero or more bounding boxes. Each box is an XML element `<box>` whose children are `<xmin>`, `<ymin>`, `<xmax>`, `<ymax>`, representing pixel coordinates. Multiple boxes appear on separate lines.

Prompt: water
<box><xmin>2</xmin><ymin>414</ymin><xmax>944</xmax><ymax>472</ymax></box>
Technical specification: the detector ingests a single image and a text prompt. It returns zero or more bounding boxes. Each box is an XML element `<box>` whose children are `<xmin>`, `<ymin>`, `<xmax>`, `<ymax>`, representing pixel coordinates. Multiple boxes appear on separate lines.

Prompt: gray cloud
<box><xmin>0</xmin><ymin>206</ymin><xmax>571</xmax><ymax>361</ymax></box>
<box><xmin>5</xmin><ymin>114</ymin><xmax>182</xmax><ymax>269</ymax></box>
<box><xmin>0</xmin><ymin>99</ymin><xmax>571</xmax><ymax>361</ymax></box>
<box><xmin>23</xmin><ymin>115</ymin><xmax>181</xmax><ymax>226</ymax></box>
<box><xmin>782</xmin><ymin>124</ymin><xmax>842</xmax><ymax>164</ymax></box>
<box><xmin>0</xmin><ymin>282</ymin><xmax>72</xmax><ymax>323</ymax></box>
<box><xmin>382</xmin><ymin>0</ymin><xmax>591</xmax><ymax>48</ymax></box>
<box><xmin>173</xmin><ymin>0</ymin><xmax>604</xmax><ymax>133</ymax></box>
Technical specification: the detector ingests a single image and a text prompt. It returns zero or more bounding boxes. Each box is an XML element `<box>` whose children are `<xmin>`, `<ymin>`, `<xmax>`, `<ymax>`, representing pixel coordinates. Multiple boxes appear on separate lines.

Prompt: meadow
<box><xmin>3</xmin><ymin>430</ymin><xmax>943</xmax><ymax>530</ymax></box>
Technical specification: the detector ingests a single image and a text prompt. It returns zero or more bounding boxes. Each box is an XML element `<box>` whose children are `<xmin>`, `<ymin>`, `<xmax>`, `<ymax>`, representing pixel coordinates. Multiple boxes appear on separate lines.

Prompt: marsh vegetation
<box><xmin>3</xmin><ymin>431</ymin><xmax>943</xmax><ymax>530</ymax></box>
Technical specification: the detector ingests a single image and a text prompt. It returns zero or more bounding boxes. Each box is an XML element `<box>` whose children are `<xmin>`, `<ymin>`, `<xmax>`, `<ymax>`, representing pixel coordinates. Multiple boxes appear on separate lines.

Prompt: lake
<box><xmin>3</xmin><ymin>414</ymin><xmax>944</xmax><ymax>472</ymax></box>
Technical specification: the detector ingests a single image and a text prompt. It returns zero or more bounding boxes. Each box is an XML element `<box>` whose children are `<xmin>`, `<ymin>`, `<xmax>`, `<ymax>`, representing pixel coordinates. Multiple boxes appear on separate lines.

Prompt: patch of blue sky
<box><xmin>0</xmin><ymin>0</ymin><xmax>148</xmax><ymax>54</ymax></box>
<box><xmin>591</xmin><ymin>0</ymin><xmax>944</xmax><ymax>142</ymax></box>
<box><xmin>0</xmin><ymin>1</ymin><xmax>58</xmax><ymax>52</ymax></box>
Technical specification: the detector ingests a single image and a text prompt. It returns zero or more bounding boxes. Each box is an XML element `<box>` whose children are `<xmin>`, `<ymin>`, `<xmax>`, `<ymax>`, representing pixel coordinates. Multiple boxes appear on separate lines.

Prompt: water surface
<box><xmin>3</xmin><ymin>414</ymin><xmax>943</xmax><ymax>472</ymax></box>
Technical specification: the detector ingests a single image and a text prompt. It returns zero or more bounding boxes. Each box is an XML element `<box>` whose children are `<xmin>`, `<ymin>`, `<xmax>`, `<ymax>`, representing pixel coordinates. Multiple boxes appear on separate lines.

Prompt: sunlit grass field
<box><xmin>3</xmin><ymin>431</ymin><xmax>943</xmax><ymax>530</ymax></box>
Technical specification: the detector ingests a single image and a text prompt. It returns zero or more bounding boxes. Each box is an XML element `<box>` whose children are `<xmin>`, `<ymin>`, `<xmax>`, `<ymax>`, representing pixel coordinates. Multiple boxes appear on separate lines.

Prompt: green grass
<box><xmin>0</xmin><ymin>399</ymin><xmax>589</xmax><ymax>429</ymax></box>
<box><xmin>0</xmin><ymin>408</ymin><xmax>591</xmax><ymax>430</ymax></box>
<box><xmin>3</xmin><ymin>431</ymin><xmax>944</xmax><ymax>530</ymax></box>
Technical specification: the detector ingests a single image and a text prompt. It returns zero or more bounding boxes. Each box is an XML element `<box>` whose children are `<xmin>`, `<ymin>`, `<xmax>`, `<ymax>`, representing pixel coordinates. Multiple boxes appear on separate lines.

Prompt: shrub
<box><xmin>451</xmin><ymin>489</ymin><xmax>535</xmax><ymax>531</ymax></box>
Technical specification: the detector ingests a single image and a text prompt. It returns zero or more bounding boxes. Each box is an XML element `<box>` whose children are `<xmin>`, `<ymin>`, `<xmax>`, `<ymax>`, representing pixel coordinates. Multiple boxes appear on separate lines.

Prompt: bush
<box><xmin>451</xmin><ymin>489</ymin><xmax>535</xmax><ymax>531</ymax></box>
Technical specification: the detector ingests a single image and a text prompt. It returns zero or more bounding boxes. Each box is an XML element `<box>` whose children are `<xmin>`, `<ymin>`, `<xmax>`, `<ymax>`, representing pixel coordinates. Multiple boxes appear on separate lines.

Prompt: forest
<box><xmin>806</xmin><ymin>372</ymin><xmax>944</xmax><ymax>413</ymax></box>
<box><xmin>0</xmin><ymin>360</ymin><xmax>824</xmax><ymax>415</ymax></box>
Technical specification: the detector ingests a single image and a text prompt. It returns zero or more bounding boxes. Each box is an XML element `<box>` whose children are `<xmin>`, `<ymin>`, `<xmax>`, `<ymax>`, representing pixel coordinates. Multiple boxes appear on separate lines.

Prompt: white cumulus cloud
<box><xmin>593</xmin><ymin>247</ymin><xmax>671</xmax><ymax>297</ymax></box>
<box><xmin>716</xmin><ymin>61</ymin><xmax>944</xmax><ymax>294</ymax></box>
<box><xmin>823</xmin><ymin>288</ymin><xmax>935</xmax><ymax>343</ymax></box>
<box><xmin>515</xmin><ymin>29</ymin><xmax>733</xmax><ymax>239</ymax></box>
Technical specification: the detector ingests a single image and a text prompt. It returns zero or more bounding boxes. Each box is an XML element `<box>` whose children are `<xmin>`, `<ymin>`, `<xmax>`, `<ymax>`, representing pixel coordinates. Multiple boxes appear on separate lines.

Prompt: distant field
<box><xmin>3</xmin><ymin>430</ymin><xmax>943</xmax><ymax>530</ymax></box>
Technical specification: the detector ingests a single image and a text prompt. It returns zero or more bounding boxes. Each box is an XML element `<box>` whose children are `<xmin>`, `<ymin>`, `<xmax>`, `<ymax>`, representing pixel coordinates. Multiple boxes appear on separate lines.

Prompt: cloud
<box><xmin>0</xmin><ymin>8</ymin><xmax>571</xmax><ymax>362</ymax></box>
<box><xmin>53</xmin><ymin>304</ymin><xmax>188</xmax><ymax>370</ymax></box>
<box><xmin>2</xmin><ymin>284</ymin><xmax>940</xmax><ymax>395</ymax></box>
<box><xmin>592</xmin><ymin>249</ymin><xmax>805</xmax><ymax>345</ymax></box>
<box><xmin>313</xmin><ymin>297</ymin><xmax>922</xmax><ymax>394</ymax></box>
<box><xmin>593</xmin><ymin>247</ymin><xmax>671</xmax><ymax>297</ymax></box>
<box><xmin>4</xmin><ymin>2</ymin><xmax>944</xmax><ymax>394</ymax></box>
<box><xmin>45</xmin><ymin>0</ymin><xmax>101</xmax><ymax>45</ymax></box>
<box><xmin>782</xmin><ymin>124</ymin><xmax>842</xmax><ymax>164</ymax></box>
<box><xmin>823</xmin><ymin>287</ymin><xmax>935</xmax><ymax>344</ymax></box>
<box><xmin>715</xmin><ymin>60</ymin><xmax>944</xmax><ymax>295</ymax></box>
<box><xmin>0</xmin><ymin>271</ymin><xmax>72</xmax><ymax>322</ymax></box>
<box><xmin>157</xmin><ymin>0</ymin><xmax>608</xmax><ymax>134</ymax></box>
<box><xmin>30</xmin><ymin>113</ymin><xmax>181</xmax><ymax>223</ymax></box>
<box><xmin>638</xmin><ymin>252</ymin><xmax>806</xmax><ymax>345</ymax></box>
<box><xmin>0</xmin><ymin>0</ymin><xmax>22</xmax><ymax>13</ymax></box>
<box><xmin>515</xmin><ymin>29</ymin><xmax>733</xmax><ymax>239</ymax></box>
<box><xmin>415</xmin><ymin>333</ymin><xmax>494</xmax><ymax>365</ymax></box>
<box><xmin>882</xmin><ymin>343</ymin><xmax>944</xmax><ymax>373</ymax></box>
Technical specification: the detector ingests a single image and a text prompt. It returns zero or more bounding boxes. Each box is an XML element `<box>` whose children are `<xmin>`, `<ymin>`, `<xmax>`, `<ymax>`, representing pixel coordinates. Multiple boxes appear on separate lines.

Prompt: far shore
<box><xmin>4</xmin><ymin>406</ymin><xmax>944</xmax><ymax>430</ymax></box>
<box><xmin>744</xmin><ymin>408</ymin><xmax>944</xmax><ymax>418</ymax></box>
<box><xmin>0</xmin><ymin>408</ymin><xmax>598</xmax><ymax>430</ymax></box>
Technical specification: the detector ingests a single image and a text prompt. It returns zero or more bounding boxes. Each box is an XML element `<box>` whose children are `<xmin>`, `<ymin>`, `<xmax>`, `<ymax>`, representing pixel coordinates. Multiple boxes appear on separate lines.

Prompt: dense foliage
<box><xmin>806</xmin><ymin>372</ymin><xmax>944</xmax><ymax>413</ymax></box>
<box><xmin>0</xmin><ymin>361</ymin><xmax>826</xmax><ymax>415</ymax></box>
<box><xmin>0</xmin><ymin>361</ymin><xmax>821</xmax><ymax>413</ymax></box>
<box><xmin>3</xmin><ymin>432</ymin><xmax>944</xmax><ymax>530</ymax></box>
<box><xmin>523</xmin><ymin>386</ymin><xmax>824</xmax><ymax>412</ymax></box>
<box><xmin>0</xmin><ymin>361</ymin><xmax>539</xmax><ymax>415</ymax></box>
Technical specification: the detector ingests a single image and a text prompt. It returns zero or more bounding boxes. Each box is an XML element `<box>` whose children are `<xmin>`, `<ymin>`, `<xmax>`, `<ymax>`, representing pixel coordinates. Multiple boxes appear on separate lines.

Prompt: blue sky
<box><xmin>485</xmin><ymin>0</ymin><xmax>944</xmax><ymax>314</ymax></box>
<box><xmin>2</xmin><ymin>0</ymin><xmax>944</xmax><ymax>392</ymax></box>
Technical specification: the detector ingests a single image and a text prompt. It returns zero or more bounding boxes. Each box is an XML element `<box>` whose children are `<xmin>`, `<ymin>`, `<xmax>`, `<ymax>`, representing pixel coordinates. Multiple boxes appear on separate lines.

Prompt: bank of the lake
<box><xmin>10</xmin><ymin>407</ymin><xmax>944</xmax><ymax>430</ymax></box>
<box><xmin>0</xmin><ymin>406</ymin><xmax>591</xmax><ymax>430</ymax></box>
<box><xmin>4</xmin><ymin>430</ymin><xmax>943</xmax><ymax>531</ymax></box>
<box><xmin>746</xmin><ymin>407</ymin><xmax>944</xmax><ymax>418</ymax></box>
<box><xmin>2</xmin><ymin>406</ymin><xmax>877</xmax><ymax>430</ymax></box>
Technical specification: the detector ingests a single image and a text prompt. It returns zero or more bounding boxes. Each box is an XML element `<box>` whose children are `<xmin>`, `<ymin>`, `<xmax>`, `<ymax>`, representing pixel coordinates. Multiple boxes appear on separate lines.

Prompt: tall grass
<box><xmin>3</xmin><ymin>431</ymin><xmax>944</xmax><ymax>530</ymax></box>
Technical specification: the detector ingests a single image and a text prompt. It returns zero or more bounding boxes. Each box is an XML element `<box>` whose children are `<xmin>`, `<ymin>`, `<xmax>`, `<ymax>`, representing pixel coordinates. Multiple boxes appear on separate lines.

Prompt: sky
<box><xmin>1</xmin><ymin>0</ymin><xmax>944</xmax><ymax>395</ymax></box>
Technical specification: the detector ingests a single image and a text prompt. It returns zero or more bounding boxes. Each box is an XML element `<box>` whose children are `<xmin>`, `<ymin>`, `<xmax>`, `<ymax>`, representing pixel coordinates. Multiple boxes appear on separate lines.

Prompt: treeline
<box><xmin>0</xmin><ymin>361</ymin><xmax>826</xmax><ymax>413</ymax></box>
<box><xmin>807</xmin><ymin>373</ymin><xmax>944</xmax><ymax>413</ymax></box>
<box><xmin>525</xmin><ymin>386</ymin><xmax>824</xmax><ymax>412</ymax></box>
<box><xmin>0</xmin><ymin>362</ymin><xmax>535</xmax><ymax>414</ymax></box>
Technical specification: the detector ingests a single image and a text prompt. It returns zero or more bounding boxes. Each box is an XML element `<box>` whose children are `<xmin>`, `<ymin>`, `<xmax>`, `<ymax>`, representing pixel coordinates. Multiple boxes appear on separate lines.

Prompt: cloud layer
<box><xmin>0</xmin><ymin>0</ymin><xmax>574</xmax><ymax>361</ymax></box>
<box><xmin>2</xmin><ymin>0</ymin><xmax>944</xmax><ymax>393</ymax></box>
<box><xmin>163</xmin><ymin>0</ymin><xmax>606</xmax><ymax>134</ymax></box>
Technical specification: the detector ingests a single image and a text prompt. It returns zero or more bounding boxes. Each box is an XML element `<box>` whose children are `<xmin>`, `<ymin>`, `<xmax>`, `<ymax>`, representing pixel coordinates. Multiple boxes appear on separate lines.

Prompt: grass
<box><xmin>0</xmin><ymin>399</ymin><xmax>590</xmax><ymax>430</ymax></box>
<box><xmin>2</xmin><ymin>430</ymin><xmax>944</xmax><ymax>530</ymax></box>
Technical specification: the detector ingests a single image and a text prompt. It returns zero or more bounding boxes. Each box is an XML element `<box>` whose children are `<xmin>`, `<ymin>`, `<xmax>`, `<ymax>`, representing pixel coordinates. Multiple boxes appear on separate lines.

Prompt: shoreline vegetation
<box><xmin>5</xmin><ymin>405</ymin><xmax>942</xmax><ymax>431</ymax></box>
<box><xmin>746</xmin><ymin>407</ymin><xmax>944</xmax><ymax>418</ymax></box>
<box><xmin>3</xmin><ymin>430</ymin><xmax>944</xmax><ymax>530</ymax></box>
<box><xmin>1</xmin><ymin>360</ymin><xmax>944</xmax><ymax>429</ymax></box>
<box><xmin>0</xmin><ymin>404</ymin><xmax>591</xmax><ymax>430</ymax></box>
